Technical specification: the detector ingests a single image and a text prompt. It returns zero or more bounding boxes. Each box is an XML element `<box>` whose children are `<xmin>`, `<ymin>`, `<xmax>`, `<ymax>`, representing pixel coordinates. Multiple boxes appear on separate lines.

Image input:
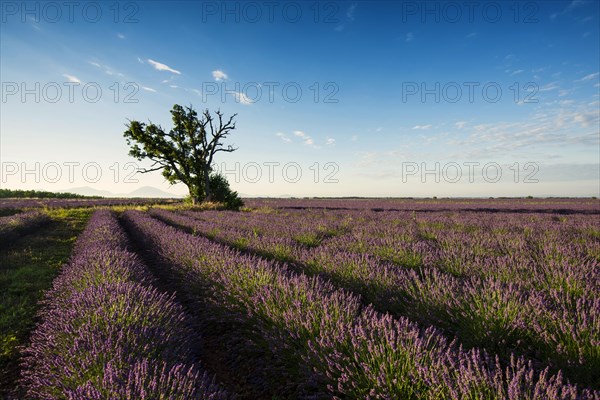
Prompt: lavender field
<box><xmin>4</xmin><ymin>198</ymin><xmax>599</xmax><ymax>399</ymax></box>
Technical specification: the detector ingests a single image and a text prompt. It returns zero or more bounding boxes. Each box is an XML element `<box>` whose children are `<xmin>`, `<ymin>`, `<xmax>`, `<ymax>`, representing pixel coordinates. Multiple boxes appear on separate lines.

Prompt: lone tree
<box><xmin>124</xmin><ymin>104</ymin><xmax>242</xmax><ymax>207</ymax></box>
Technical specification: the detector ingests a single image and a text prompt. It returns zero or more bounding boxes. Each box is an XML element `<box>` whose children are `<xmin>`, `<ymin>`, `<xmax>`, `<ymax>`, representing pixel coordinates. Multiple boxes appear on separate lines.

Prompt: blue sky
<box><xmin>1</xmin><ymin>0</ymin><xmax>599</xmax><ymax>197</ymax></box>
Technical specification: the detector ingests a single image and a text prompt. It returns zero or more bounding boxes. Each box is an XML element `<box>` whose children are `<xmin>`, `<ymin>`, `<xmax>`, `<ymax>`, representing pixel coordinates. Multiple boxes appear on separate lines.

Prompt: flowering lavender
<box><xmin>123</xmin><ymin>209</ymin><xmax>597</xmax><ymax>398</ymax></box>
<box><xmin>0</xmin><ymin>211</ymin><xmax>50</xmax><ymax>245</ymax></box>
<box><xmin>150</xmin><ymin>206</ymin><xmax>599</xmax><ymax>389</ymax></box>
<box><xmin>21</xmin><ymin>210</ymin><xmax>229</xmax><ymax>399</ymax></box>
<box><xmin>0</xmin><ymin>197</ymin><xmax>173</xmax><ymax>210</ymax></box>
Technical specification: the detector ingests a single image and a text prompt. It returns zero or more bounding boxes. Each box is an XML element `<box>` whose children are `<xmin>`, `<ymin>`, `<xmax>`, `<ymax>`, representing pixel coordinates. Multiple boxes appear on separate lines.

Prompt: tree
<box><xmin>124</xmin><ymin>104</ymin><xmax>241</xmax><ymax>205</ymax></box>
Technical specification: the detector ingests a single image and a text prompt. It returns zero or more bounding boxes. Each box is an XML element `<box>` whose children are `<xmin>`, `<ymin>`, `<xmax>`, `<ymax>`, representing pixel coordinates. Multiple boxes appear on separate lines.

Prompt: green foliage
<box><xmin>208</xmin><ymin>172</ymin><xmax>244</xmax><ymax>210</ymax></box>
<box><xmin>0</xmin><ymin>208</ymin><xmax>92</xmax><ymax>396</ymax></box>
<box><xmin>0</xmin><ymin>189</ymin><xmax>97</xmax><ymax>199</ymax></box>
<box><xmin>124</xmin><ymin>104</ymin><xmax>238</xmax><ymax>204</ymax></box>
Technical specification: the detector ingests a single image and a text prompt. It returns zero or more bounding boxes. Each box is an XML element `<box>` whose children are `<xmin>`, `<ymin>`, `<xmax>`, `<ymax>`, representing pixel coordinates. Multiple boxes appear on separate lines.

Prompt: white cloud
<box><xmin>576</xmin><ymin>72</ymin><xmax>599</xmax><ymax>82</ymax></box>
<box><xmin>405</xmin><ymin>32</ymin><xmax>414</xmax><ymax>42</ymax></box>
<box><xmin>573</xmin><ymin>111</ymin><xmax>598</xmax><ymax>128</ymax></box>
<box><xmin>137</xmin><ymin>57</ymin><xmax>145</xmax><ymax>64</ymax></box>
<box><xmin>351</xmin><ymin>135</ymin><xmax>358</xmax><ymax>141</ymax></box>
<box><xmin>235</xmin><ymin>92</ymin><xmax>253</xmax><ymax>105</ymax></box>
<box><xmin>288</xmin><ymin>130</ymin><xmax>319</xmax><ymax>147</ymax></box>
<box><xmin>567</xmin><ymin>0</ymin><xmax>585</xmax><ymax>10</ymax></box>
<box><xmin>455</xmin><ymin>121</ymin><xmax>468</xmax><ymax>129</ymax></box>
<box><xmin>326</xmin><ymin>138</ymin><xmax>335</xmax><ymax>145</ymax></box>
<box><xmin>510</xmin><ymin>69</ymin><xmax>524</xmax><ymax>76</ymax></box>
<box><xmin>147</xmin><ymin>59</ymin><xmax>181</xmax><ymax>75</ymax></box>
<box><xmin>63</xmin><ymin>74</ymin><xmax>81</xmax><ymax>83</ymax></box>
<box><xmin>412</xmin><ymin>124</ymin><xmax>432</xmax><ymax>130</ymax></box>
<box><xmin>141</xmin><ymin>86</ymin><xmax>156</xmax><ymax>92</ymax></box>
<box><xmin>87</xmin><ymin>61</ymin><xmax>122</xmax><ymax>77</ymax></box>
<box><xmin>539</xmin><ymin>82</ymin><xmax>559</xmax><ymax>91</ymax></box>
<box><xmin>294</xmin><ymin>130</ymin><xmax>307</xmax><ymax>138</ymax></box>
<box><xmin>276</xmin><ymin>132</ymin><xmax>291</xmax><ymax>143</ymax></box>
<box><xmin>212</xmin><ymin>70</ymin><xmax>228</xmax><ymax>81</ymax></box>
<box><xmin>346</xmin><ymin>3</ymin><xmax>357</xmax><ymax>21</ymax></box>
<box><xmin>358</xmin><ymin>152</ymin><xmax>378</xmax><ymax>167</ymax></box>
<box><xmin>375</xmin><ymin>127</ymin><xmax>383</xmax><ymax>132</ymax></box>
<box><xmin>117</xmin><ymin>33</ymin><xmax>125</xmax><ymax>39</ymax></box>
<box><xmin>558</xmin><ymin>89</ymin><xmax>572</xmax><ymax>97</ymax></box>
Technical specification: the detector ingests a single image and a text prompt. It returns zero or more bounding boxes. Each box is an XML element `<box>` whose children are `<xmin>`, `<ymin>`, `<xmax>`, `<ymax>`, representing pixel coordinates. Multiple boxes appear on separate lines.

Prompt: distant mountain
<box><xmin>65</xmin><ymin>187</ymin><xmax>116</xmax><ymax>197</ymax></box>
<box><xmin>125</xmin><ymin>186</ymin><xmax>182</xmax><ymax>198</ymax></box>
<box><xmin>64</xmin><ymin>186</ymin><xmax>183</xmax><ymax>198</ymax></box>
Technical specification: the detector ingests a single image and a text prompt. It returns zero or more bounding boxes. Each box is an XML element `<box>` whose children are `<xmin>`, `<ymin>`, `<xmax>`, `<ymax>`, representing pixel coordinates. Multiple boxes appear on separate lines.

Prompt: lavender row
<box><xmin>0</xmin><ymin>211</ymin><xmax>51</xmax><ymax>246</ymax></box>
<box><xmin>21</xmin><ymin>209</ymin><xmax>228</xmax><ymax>399</ymax></box>
<box><xmin>244</xmin><ymin>198</ymin><xmax>600</xmax><ymax>213</ymax></box>
<box><xmin>155</xmin><ymin>208</ymin><xmax>599</xmax><ymax>388</ymax></box>
<box><xmin>0</xmin><ymin>197</ymin><xmax>176</xmax><ymax>210</ymax></box>
<box><xmin>123</xmin><ymin>210</ymin><xmax>596</xmax><ymax>399</ymax></box>
<box><xmin>177</xmin><ymin>207</ymin><xmax>598</xmax><ymax>298</ymax></box>
<box><xmin>179</xmin><ymin>208</ymin><xmax>598</xmax><ymax>293</ymax></box>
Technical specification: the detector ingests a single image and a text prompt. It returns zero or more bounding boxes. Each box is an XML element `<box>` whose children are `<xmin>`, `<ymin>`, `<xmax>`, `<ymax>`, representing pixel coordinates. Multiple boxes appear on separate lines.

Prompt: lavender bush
<box><xmin>20</xmin><ymin>210</ymin><xmax>229</xmax><ymax>399</ymax></box>
<box><xmin>122</xmin><ymin>209</ymin><xmax>597</xmax><ymax>399</ymax></box>
<box><xmin>150</xmin><ymin>206</ymin><xmax>599</xmax><ymax>388</ymax></box>
<box><xmin>0</xmin><ymin>211</ymin><xmax>51</xmax><ymax>245</ymax></box>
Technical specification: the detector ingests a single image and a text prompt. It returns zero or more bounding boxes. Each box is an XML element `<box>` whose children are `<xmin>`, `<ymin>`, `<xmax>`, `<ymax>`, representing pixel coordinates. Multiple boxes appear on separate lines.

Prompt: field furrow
<box><xmin>150</xmin><ymin>207</ymin><xmax>600</xmax><ymax>389</ymax></box>
<box><xmin>123</xmin><ymin>209</ymin><xmax>596</xmax><ymax>399</ymax></box>
<box><xmin>20</xmin><ymin>209</ymin><xmax>229</xmax><ymax>399</ymax></box>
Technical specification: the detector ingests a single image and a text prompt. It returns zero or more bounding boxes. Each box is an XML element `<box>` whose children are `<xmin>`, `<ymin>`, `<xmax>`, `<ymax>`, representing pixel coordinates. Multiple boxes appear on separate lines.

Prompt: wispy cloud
<box><xmin>326</xmin><ymin>138</ymin><xmax>335</xmax><ymax>145</ymax></box>
<box><xmin>412</xmin><ymin>124</ymin><xmax>432</xmax><ymax>130</ymax></box>
<box><xmin>539</xmin><ymin>82</ymin><xmax>559</xmax><ymax>91</ymax></box>
<box><xmin>346</xmin><ymin>3</ymin><xmax>357</xmax><ymax>21</ymax></box>
<box><xmin>292</xmin><ymin>130</ymin><xmax>319</xmax><ymax>147</ymax></box>
<box><xmin>141</xmin><ymin>86</ymin><xmax>156</xmax><ymax>92</ymax></box>
<box><xmin>445</xmin><ymin>103</ymin><xmax>599</xmax><ymax>158</ymax></box>
<box><xmin>147</xmin><ymin>59</ymin><xmax>181</xmax><ymax>75</ymax></box>
<box><xmin>234</xmin><ymin>92</ymin><xmax>252</xmax><ymax>105</ymax></box>
<box><xmin>405</xmin><ymin>32</ymin><xmax>414</xmax><ymax>42</ymax></box>
<box><xmin>357</xmin><ymin>152</ymin><xmax>378</xmax><ymax>167</ymax></box>
<box><xmin>576</xmin><ymin>72</ymin><xmax>599</xmax><ymax>82</ymax></box>
<box><xmin>466</xmin><ymin>32</ymin><xmax>477</xmax><ymax>39</ymax></box>
<box><xmin>455</xmin><ymin>121</ymin><xmax>468</xmax><ymax>129</ymax></box>
<box><xmin>212</xmin><ymin>70</ymin><xmax>228</xmax><ymax>81</ymax></box>
<box><xmin>567</xmin><ymin>0</ymin><xmax>586</xmax><ymax>10</ymax></box>
<box><xmin>117</xmin><ymin>33</ymin><xmax>125</xmax><ymax>39</ymax></box>
<box><xmin>87</xmin><ymin>61</ymin><xmax>123</xmax><ymax>77</ymax></box>
<box><xmin>276</xmin><ymin>132</ymin><xmax>291</xmax><ymax>143</ymax></box>
<box><xmin>63</xmin><ymin>74</ymin><xmax>81</xmax><ymax>83</ymax></box>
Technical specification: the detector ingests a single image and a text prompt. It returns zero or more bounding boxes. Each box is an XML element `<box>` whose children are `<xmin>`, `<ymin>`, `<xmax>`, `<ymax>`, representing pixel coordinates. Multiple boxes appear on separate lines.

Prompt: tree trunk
<box><xmin>188</xmin><ymin>185</ymin><xmax>200</xmax><ymax>205</ymax></box>
<box><xmin>203</xmin><ymin>166</ymin><xmax>212</xmax><ymax>201</ymax></box>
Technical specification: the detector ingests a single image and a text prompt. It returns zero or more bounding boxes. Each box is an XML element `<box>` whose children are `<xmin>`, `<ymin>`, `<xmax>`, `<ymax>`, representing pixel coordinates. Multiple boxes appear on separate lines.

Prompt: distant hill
<box><xmin>65</xmin><ymin>187</ymin><xmax>115</xmax><ymax>197</ymax></box>
<box><xmin>64</xmin><ymin>186</ymin><xmax>183</xmax><ymax>198</ymax></box>
<box><xmin>125</xmin><ymin>186</ymin><xmax>182</xmax><ymax>198</ymax></box>
<box><xmin>0</xmin><ymin>188</ymin><xmax>97</xmax><ymax>199</ymax></box>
